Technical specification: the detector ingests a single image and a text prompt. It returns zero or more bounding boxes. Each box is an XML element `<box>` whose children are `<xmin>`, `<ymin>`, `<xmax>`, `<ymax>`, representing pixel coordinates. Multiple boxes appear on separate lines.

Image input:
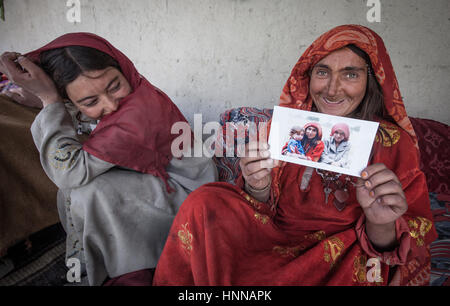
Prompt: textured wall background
<box><xmin>1</xmin><ymin>0</ymin><xmax>449</xmax><ymax>125</ymax></box>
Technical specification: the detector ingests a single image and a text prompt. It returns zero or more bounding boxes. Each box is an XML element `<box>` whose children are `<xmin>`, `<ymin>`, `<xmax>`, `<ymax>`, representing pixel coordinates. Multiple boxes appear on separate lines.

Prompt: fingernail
<box><xmin>365</xmin><ymin>181</ymin><xmax>371</xmax><ymax>188</ymax></box>
<box><xmin>361</xmin><ymin>171</ymin><xmax>368</xmax><ymax>179</ymax></box>
<box><xmin>369</xmin><ymin>191</ymin><xmax>375</xmax><ymax>197</ymax></box>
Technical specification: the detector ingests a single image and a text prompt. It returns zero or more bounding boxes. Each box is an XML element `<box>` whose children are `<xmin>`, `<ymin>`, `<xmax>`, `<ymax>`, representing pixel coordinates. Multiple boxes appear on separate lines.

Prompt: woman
<box><xmin>0</xmin><ymin>33</ymin><xmax>217</xmax><ymax>285</ymax></box>
<box><xmin>320</xmin><ymin>123</ymin><xmax>351</xmax><ymax>168</ymax></box>
<box><xmin>153</xmin><ymin>25</ymin><xmax>436</xmax><ymax>286</ymax></box>
<box><xmin>301</xmin><ymin>122</ymin><xmax>324</xmax><ymax>162</ymax></box>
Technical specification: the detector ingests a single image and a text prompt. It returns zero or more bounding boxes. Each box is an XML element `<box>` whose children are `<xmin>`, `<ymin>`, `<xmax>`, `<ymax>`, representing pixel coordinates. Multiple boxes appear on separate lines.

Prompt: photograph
<box><xmin>269</xmin><ymin>106</ymin><xmax>380</xmax><ymax>177</ymax></box>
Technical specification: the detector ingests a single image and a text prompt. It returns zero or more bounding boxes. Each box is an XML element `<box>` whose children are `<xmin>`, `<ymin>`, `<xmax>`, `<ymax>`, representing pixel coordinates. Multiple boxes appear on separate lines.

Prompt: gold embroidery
<box><xmin>375</xmin><ymin>122</ymin><xmax>400</xmax><ymax>147</ymax></box>
<box><xmin>323</xmin><ymin>237</ymin><xmax>345</xmax><ymax>268</ymax></box>
<box><xmin>273</xmin><ymin>245</ymin><xmax>304</xmax><ymax>258</ymax></box>
<box><xmin>408</xmin><ymin>217</ymin><xmax>432</xmax><ymax>247</ymax></box>
<box><xmin>48</xmin><ymin>143</ymin><xmax>79</xmax><ymax>170</ymax></box>
<box><xmin>178</xmin><ymin>223</ymin><xmax>193</xmax><ymax>252</ymax></box>
<box><xmin>305</xmin><ymin>230</ymin><xmax>326</xmax><ymax>241</ymax></box>
<box><xmin>254</xmin><ymin>212</ymin><xmax>269</xmax><ymax>225</ymax></box>
<box><xmin>353</xmin><ymin>254</ymin><xmax>368</xmax><ymax>283</ymax></box>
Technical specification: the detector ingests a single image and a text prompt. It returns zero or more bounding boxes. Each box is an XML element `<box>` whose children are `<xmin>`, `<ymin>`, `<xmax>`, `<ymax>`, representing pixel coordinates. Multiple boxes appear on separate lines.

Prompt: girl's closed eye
<box><xmin>109</xmin><ymin>82</ymin><xmax>121</xmax><ymax>93</ymax></box>
<box><xmin>86</xmin><ymin>99</ymin><xmax>99</xmax><ymax>107</ymax></box>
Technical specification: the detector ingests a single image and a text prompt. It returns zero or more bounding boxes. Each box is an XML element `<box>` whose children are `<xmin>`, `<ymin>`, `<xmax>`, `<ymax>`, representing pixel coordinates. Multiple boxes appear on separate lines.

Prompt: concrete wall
<box><xmin>1</xmin><ymin>0</ymin><xmax>449</xmax><ymax>125</ymax></box>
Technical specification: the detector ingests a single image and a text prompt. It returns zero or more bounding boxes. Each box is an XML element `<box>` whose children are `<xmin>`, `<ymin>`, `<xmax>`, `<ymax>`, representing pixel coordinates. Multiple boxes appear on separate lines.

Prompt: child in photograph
<box><xmin>320</xmin><ymin>123</ymin><xmax>351</xmax><ymax>168</ymax></box>
<box><xmin>301</xmin><ymin>122</ymin><xmax>325</xmax><ymax>162</ymax></box>
<box><xmin>281</xmin><ymin>126</ymin><xmax>306</xmax><ymax>157</ymax></box>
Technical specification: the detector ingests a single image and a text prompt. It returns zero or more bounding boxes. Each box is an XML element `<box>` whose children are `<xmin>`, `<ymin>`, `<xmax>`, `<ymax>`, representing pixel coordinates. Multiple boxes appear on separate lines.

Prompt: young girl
<box><xmin>301</xmin><ymin>122</ymin><xmax>325</xmax><ymax>162</ymax></box>
<box><xmin>281</xmin><ymin>126</ymin><xmax>305</xmax><ymax>156</ymax></box>
<box><xmin>320</xmin><ymin>123</ymin><xmax>351</xmax><ymax>168</ymax></box>
<box><xmin>0</xmin><ymin>33</ymin><xmax>217</xmax><ymax>285</ymax></box>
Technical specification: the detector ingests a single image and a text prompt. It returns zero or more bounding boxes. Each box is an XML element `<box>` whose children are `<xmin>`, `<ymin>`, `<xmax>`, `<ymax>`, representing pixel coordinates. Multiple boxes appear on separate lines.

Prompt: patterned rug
<box><xmin>0</xmin><ymin>223</ymin><xmax>69</xmax><ymax>286</ymax></box>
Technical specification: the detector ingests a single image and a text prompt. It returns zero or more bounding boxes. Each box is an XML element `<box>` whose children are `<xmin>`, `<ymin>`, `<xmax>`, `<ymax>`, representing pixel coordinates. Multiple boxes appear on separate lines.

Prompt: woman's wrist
<box><xmin>365</xmin><ymin>220</ymin><xmax>397</xmax><ymax>252</ymax></box>
<box><xmin>244</xmin><ymin>180</ymin><xmax>271</xmax><ymax>203</ymax></box>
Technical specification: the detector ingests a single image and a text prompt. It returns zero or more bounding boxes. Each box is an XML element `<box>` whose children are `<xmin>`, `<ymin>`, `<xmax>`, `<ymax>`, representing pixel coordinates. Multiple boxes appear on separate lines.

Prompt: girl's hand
<box><xmin>356</xmin><ymin>163</ymin><xmax>408</xmax><ymax>225</ymax></box>
<box><xmin>0</xmin><ymin>52</ymin><xmax>61</xmax><ymax>106</ymax></box>
<box><xmin>240</xmin><ymin>142</ymin><xmax>278</xmax><ymax>190</ymax></box>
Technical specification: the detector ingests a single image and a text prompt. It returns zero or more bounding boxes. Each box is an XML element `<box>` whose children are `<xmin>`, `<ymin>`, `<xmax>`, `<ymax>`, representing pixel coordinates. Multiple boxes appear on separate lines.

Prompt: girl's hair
<box><xmin>40</xmin><ymin>46</ymin><xmax>121</xmax><ymax>99</ymax></box>
<box><xmin>301</xmin><ymin>126</ymin><xmax>320</xmax><ymax>152</ymax></box>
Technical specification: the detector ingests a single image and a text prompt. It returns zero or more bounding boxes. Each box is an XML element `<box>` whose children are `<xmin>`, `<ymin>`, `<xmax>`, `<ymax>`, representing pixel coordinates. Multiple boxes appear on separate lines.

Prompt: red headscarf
<box><xmin>26</xmin><ymin>33</ymin><xmax>189</xmax><ymax>191</ymax></box>
<box><xmin>331</xmin><ymin>123</ymin><xmax>350</xmax><ymax>141</ymax></box>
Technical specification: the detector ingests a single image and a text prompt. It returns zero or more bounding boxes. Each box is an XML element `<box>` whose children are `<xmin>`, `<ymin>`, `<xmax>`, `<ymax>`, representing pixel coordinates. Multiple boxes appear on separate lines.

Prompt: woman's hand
<box><xmin>356</xmin><ymin>163</ymin><xmax>408</xmax><ymax>249</ymax></box>
<box><xmin>0</xmin><ymin>52</ymin><xmax>61</xmax><ymax>107</ymax></box>
<box><xmin>240</xmin><ymin>142</ymin><xmax>278</xmax><ymax>191</ymax></box>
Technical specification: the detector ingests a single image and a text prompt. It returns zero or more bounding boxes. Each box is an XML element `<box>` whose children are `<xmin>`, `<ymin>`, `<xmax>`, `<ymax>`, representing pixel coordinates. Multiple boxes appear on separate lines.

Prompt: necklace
<box><xmin>315</xmin><ymin>169</ymin><xmax>355</xmax><ymax>212</ymax></box>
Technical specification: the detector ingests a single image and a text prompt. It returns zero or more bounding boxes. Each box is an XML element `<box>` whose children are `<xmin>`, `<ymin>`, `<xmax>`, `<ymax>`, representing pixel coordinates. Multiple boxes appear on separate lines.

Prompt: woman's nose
<box><xmin>103</xmin><ymin>96</ymin><xmax>119</xmax><ymax>114</ymax></box>
<box><xmin>327</xmin><ymin>75</ymin><xmax>340</xmax><ymax>97</ymax></box>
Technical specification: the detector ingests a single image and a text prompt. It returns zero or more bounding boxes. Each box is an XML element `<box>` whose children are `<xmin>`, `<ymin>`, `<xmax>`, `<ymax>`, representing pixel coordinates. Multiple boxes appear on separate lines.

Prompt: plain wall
<box><xmin>1</xmin><ymin>0</ymin><xmax>449</xmax><ymax>125</ymax></box>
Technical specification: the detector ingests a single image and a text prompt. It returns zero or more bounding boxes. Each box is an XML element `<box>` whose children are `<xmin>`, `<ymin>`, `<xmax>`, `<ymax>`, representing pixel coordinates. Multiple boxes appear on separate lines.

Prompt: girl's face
<box><xmin>333</xmin><ymin>129</ymin><xmax>346</xmax><ymax>144</ymax></box>
<box><xmin>305</xmin><ymin>126</ymin><xmax>317</xmax><ymax>139</ymax></box>
<box><xmin>293</xmin><ymin>130</ymin><xmax>304</xmax><ymax>141</ymax></box>
<box><xmin>65</xmin><ymin>67</ymin><xmax>132</xmax><ymax>120</ymax></box>
<box><xmin>309</xmin><ymin>47</ymin><xmax>368</xmax><ymax>117</ymax></box>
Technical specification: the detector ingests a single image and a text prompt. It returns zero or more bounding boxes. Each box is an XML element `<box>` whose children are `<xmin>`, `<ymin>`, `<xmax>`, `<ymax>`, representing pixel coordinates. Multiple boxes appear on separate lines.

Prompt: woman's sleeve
<box><xmin>30</xmin><ymin>102</ymin><xmax>115</xmax><ymax>189</ymax></box>
<box><xmin>307</xmin><ymin>141</ymin><xmax>325</xmax><ymax>162</ymax></box>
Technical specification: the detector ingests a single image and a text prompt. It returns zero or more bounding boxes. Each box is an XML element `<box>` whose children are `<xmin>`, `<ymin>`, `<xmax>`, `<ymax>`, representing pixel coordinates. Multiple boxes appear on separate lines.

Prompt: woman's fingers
<box><xmin>0</xmin><ymin>52</ymin><xmax>25</xmax><ymax>79</ymax></box>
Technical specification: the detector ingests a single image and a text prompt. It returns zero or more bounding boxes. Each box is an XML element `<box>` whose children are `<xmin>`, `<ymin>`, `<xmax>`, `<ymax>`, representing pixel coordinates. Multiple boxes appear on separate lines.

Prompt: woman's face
<box><xmin>305</xmin><ymin>126</ymin><xmax>317</xmax><ymax>139</ymax></box>
<box><xmin>66</xmin><ymin>67</ymin><xmax>132</xmax><ymax>120</ymax></box>
<box><xmin>309</xmin><ymin>47</ymin><xmax>368</xmax><ymax>117</ymax></box>
<box><xmin>333</xmin><ymin>129</ymin><xmax>346</xmax><ymax>144</ymax></box>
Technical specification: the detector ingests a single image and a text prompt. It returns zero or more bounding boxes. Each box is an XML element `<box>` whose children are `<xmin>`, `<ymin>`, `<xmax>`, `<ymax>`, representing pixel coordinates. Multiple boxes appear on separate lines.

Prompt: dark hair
<box><xmin>301</xmin><ymin>126</ymin><xmax>321</xmax><ymax>152</ymax></box>
<box><xmin>40</xmin><ymin>46</ymin><xmax>121</xmax><ymax>99</ymax></box>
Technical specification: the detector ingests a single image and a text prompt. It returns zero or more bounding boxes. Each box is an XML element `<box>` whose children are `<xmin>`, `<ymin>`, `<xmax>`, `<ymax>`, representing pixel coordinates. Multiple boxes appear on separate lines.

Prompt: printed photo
<box><xmin>268</xmin><ymin>106</ymin><xmax>380</xmax><ymax>177</ymax></box>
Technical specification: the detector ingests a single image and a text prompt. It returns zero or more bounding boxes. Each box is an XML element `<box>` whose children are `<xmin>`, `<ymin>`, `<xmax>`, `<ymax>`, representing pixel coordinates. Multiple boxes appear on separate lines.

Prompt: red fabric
<box><xmin>409</xmin><ymin>117</ymin><xmax>450</xmax><ymax>195</ymax></box>
<box><xmin>304</xmin><ymin>141</ymin><xmax>324</xmax><ymax>162</ymax></box>
<box><xmin>26</xmin><ymin>33</ymin><xmax>189</xmax><ymax>190</ymax></box>
<box><xmin>153</xmin><ymin>25</ymin><xmax>437</xmax><ymax>286</ymax></box>
<box><xmin>103</xmin><ymin>269</ymin><xmax>155</xmax><ymax>286</ymax></box>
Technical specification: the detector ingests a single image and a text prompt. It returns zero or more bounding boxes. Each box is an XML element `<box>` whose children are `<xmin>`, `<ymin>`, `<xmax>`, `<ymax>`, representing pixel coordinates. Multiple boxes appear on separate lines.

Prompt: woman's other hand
<box><xmin>0</xmin><ymin>52</ymin><xmax>61</xmax><ymax>107</ymax></box>
<box><xmin>240</xmin><ymin>142</ymin><xmax>278</xmax><ymax>191</ymax></box>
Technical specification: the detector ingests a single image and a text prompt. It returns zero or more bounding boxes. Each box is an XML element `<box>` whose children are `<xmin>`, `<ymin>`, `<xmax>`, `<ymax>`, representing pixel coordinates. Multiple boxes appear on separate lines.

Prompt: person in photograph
<box><xmin>281</xmin><ymin>126</ymin><xmax>305</xmax><ymax>157</ymax></box>
<box><xmin>320</xmin><ymin>122</ymin><xmax>351</xmax><ymax>168</ymax></box>
<box><xmin>301</xmin><ymin>122</ymin><xmax>325</xmax><ymax>162</ymax></box>
<box><xmin>0</xmin><ymin>33</ymin><xmax>217</xmax><ymax>286</ymax></box>
<box><xmin>153</xmin><ymin>25</ymin><xmax>436</xmax><ymax>286</ymax></box>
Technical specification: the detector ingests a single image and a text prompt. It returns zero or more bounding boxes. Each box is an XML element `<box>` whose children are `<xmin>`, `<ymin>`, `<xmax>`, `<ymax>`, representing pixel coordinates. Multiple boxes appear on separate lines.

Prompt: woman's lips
<box><xmin>323</xmin><ymin>97</ymin><xmax>345</xmax><ymax>105</ymax></box>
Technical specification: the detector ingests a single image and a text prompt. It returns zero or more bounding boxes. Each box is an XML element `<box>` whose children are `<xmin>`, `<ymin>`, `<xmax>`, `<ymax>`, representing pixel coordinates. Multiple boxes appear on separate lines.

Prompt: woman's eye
<box><xmin>346</xmin><ymin>72</ymin><xmax>358</xmax><ymax>79</ymax></box>
<box><xmin>316</xmin><ymin>70</ymin><xmax>328</xmax><ymax>77</ymax></box>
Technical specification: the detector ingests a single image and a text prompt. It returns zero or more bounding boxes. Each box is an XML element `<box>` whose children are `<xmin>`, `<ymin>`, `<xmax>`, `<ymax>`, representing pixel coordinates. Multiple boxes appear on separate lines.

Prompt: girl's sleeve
<box><xmin>337</xmin><ymin>142</ymin><xmax>351</xmax><ymax>168</ymax></box>
<box><xmin>30</xmin><ymin>102</ymin><xmax>115</xmax><ymax>189</ymax></box>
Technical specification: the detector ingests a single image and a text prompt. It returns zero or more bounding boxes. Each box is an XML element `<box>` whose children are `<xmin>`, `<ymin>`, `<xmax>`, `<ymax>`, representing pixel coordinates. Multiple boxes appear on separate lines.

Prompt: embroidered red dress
<box><xmin>153</xmin><ymin>25</ymin><xmax>437</xmax><ymax>286</ymax></box>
